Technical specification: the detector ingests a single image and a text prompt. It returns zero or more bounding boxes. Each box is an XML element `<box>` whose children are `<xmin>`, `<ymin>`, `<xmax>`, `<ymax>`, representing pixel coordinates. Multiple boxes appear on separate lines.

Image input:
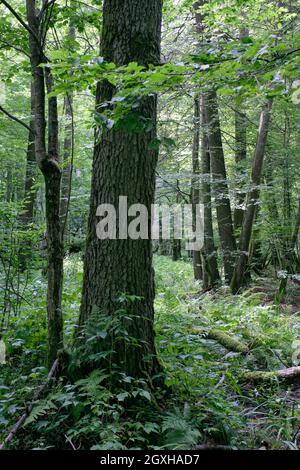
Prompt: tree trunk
<box><xmin>191</xmin><ymin>96</ymin><xmax>203</xmax><ymax>280</ymax></box>
<box><xmin>20</xmin><ymin>84</ymin><xmax>36</xmax><ymax>226</ymax></box>
<box><xmin>26</xmin><ymin>0</ymin><xmax>64</xmax><ymax>366</ymax></box>
<box><xmin>234</xmin><ymin>108</ymin><xmax>247</xmax><ymax>230</ymax></box>
<box><xmin>60</xmin><ymin>21</ymin><xmax>76</xmax><ymax>238</ymax></box>
<box><xmin>233</xmin><ymin>27</ymin><xmax>249</xmax><ymax>230</ymax></box>
<box><xmin>79</xmin><ymin>0</ymin><xmax>163</xmax><ymax>381</ymax></box>
<box><xmin>200</xmin><ymin>95</ymin><xmax>220</xmax><ymax>289</ymax></box>
<box><xmin>173</xmin><ymin>180</ymin><xmax>182</xmax><ymax>262</ymax></box>
<box><xmin>204</xmin><ymin>90</ymin><xmax>236</xmax><ymax>282</ymax></box>
<box><xmin>231</xmin><ymin>99</ymin><xmax>273</xmax><ymax>293</ymax></box>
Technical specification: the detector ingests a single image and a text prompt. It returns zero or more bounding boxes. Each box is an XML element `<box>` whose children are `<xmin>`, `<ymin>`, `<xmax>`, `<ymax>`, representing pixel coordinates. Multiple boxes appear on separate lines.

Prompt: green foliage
<box><xmin>1</xmin><ymin>256</ymin><xmax>299</xmax><ymax>450</ymax></box>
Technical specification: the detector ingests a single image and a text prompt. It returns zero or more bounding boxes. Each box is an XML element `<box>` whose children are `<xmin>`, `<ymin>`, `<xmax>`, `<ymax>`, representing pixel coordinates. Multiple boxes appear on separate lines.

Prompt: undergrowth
<box><xmin>0</xmin><ymin>255</ymin><xmax>300</xmax><ymax>450</ymax></box>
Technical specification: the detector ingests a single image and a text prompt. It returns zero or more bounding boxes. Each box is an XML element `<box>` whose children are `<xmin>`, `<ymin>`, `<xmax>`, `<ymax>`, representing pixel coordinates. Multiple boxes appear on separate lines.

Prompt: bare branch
<box><xmin>0</xmin><ymin>105</ymin><xmax>33</xmax><ymax>133</ymax></box>
<box><xmin>0</xmin><ymin>0</ymin><xmax>41</xmax><ymax>46</ymax></box>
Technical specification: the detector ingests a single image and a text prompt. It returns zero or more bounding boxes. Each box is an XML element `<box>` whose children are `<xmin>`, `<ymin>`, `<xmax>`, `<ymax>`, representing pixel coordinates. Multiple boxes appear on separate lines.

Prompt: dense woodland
<box><xmin>0</xmin><ymin>0</ymin><xmax>300</xmax><ymax>452</ymax></box>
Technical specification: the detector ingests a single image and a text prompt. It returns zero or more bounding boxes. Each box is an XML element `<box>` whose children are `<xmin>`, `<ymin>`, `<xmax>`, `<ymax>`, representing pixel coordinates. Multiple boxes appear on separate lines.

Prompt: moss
<box><xmin>192</xmin><ymin>327</ymin><xmax>249</xmax><ymax>354</ymax></box>
<box><xmin>240</xmin><ymin>370</ymin><xmax>277</xmax><ymax>382</ymax></box>
<box><xmin>240</xmin><ymin>367</ymin><xmax>300</xmax><ymax>384</ymax></box>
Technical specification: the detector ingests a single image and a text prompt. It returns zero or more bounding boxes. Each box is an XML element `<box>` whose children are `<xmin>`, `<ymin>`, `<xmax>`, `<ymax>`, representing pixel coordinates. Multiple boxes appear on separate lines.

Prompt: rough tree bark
<box><xmin>26</xmin><ymin>0</ymin><xmax>63</xmax><ymax>366</ymax></box>
<box><xmin>204</xmin><ymin>91</ymin><xmax>237</xmax><ymax>283</ymax></box>
<box><xmin>79</xmin><ymin>0</ymin><xmax>163</xmax><ymax>381</ymax></box>
<box><xmin>231</xmin><ymin>99</ymin><xmax>273</xmax><ymax>293</ymax></box>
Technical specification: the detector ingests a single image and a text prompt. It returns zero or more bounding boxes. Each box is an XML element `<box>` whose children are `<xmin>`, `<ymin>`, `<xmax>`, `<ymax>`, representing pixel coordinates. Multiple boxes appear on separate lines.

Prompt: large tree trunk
<box><xmin>79</xmin><ymin>0</ymin><xmax>163</xmax><ymax>381</ymax></box>
<box><xmin>191</xmin><ymin>96</ymin><xmax>203</xmax><ymax>280</ymax></box>
<box><xmin>200</xmin><ymin>95</ymin><xmax>220</xmax><ymax>289</ymax></box>
<box><xmin>204</xmin><ymin>91</ymin><xmax>236</xmax><ymax>282</ymax></box>
<box><xmin>231</xmin><ymin>99</ymin><xmax>273</xmax><ymax>293</ymax></box>
<box><xmin>26</xmin><ymin>0</ymin><xmax>64</xmax><ymax>366</ymax></box>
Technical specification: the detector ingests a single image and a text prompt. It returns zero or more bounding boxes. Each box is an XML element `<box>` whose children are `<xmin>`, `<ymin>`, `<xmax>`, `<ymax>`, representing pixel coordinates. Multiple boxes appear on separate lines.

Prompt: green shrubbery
<box><xmin>0</xmin><ymin>255</ymin><xmax>300</xmax><ymax>450</ymax></box>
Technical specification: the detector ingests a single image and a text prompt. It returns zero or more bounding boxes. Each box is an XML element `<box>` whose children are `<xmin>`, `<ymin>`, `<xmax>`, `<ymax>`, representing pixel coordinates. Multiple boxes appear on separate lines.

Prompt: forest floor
<box><xmin>1</xmin><ymin>255</ymin><xmax>300</xmax><ymax>450</ymax></box>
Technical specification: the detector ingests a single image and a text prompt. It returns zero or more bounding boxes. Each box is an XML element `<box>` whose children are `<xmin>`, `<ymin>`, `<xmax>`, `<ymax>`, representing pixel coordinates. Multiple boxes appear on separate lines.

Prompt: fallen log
<box><xmin>240</xmin><ymin>366</ymin><xmax>300</xmax><ymax>383</ymax></box>
<box><xmin>192</xmin><ymin>327</ymin><xmax>249</xmax><ymax>354</ymax></box>
<box><xmin>0</xmin><ymin>358</ymin><xmax>59</xmax><ymax>450</ymax></box>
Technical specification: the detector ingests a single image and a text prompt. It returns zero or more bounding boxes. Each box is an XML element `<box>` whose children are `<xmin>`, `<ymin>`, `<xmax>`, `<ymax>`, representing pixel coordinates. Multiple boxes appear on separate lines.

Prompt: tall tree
<box><xmin>26</xmin><ymin>0</ymin><xmax>64</xmax><ymax>365</ymax></box>
<box><xmin>79</xmin><ymin>0</ymin><xmax>163</xmax><ymax>380</ymax></box>
<box><xmin>191</xmin><ymin>96</ymin><xmax>203</xmax><ymax>280</ymax></box>
<box><xmin>231</xmin><ymin>99</ymin><xmax>273</xmax><ymax>293</ymax></box>
<box><xmin>20</xmin><ymin>84</ymin><xmax>36</xmax><ymax>228</ymax></box>
<box><xmin>233</xmin><ymin>28</ymin><xmax>249</xmax><ymax>230</ymax></box>
<box><xmin>200</xmin><ymin>96</ymin><xmax>220</xmax><ymax>289</ymax></box>
<box><xmin>204</xmin><ymin>90</ymin><xmax>237</xmax><ymax>282</ymax></box>
<box><xmin>60</xmin><ymin>19</ymin><xmax>76</xmax><ymax>237</ymax></box>
<box><xmin>234</xmin><ymin>108</ymin><xmax>248</xmax><ymax>230</ymax></box>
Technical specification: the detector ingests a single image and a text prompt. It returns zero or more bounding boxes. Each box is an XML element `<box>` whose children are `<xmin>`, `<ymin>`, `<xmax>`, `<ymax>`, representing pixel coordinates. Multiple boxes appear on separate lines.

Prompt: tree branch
<box><xmin>0</xmin><ymin>0</ymin><xmax>41</xmax><ymax>47</ymax></box>
<box><xmin>0</xmin><ymin>105</ymin><xmax>33</xmax><ymax>133</ymax></box>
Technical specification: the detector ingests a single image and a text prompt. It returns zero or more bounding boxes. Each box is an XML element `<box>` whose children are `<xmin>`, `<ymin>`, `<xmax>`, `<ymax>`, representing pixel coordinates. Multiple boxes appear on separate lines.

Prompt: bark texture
<box><xmin>79</xmin><ymin>0</ymin><xmax>163</xmax><ymax>380</ymax></box>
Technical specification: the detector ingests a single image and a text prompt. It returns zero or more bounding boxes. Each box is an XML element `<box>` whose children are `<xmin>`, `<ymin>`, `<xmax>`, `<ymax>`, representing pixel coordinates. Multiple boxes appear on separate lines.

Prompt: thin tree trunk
<box><xmin>231</xmin><ymin>99</ymin><xmax>273</xmax><ymax>293</ymax></box>
<box><xmin>6</xmin><ymin>167</ymin><xmax>13</xmax><ymax>203</ymax></box>
<box><xmin>200</xmin><ymin>95</ymin><xmax>220</xmax><ymax>289</ymax></box>
<box><xmin>20</xmin><ymin>86</ymin><xmax>36</xmax><ymax>226</ymax></box>
<box><xmin>204</xmin><ymin>90</ymin><xmax>236</xmax><ymax>282</ymax></box>
<box><xmin>60</xmin><ymin>21</ymin><xmax>76</xmax><ymax>237</ymax></box>
<box><xmin>234</xmin><ymin>27</ymin><xmax>249</xmax><ymax>230</ymax></box>
<box><xmin>26</xmin><ymin>0</ymin><xmax>64</xmax><ymax>366</ymax></box>
<box><xmin>79</xmin><ymin>0</ymin><xmax>163</xmax><ymax>381</ymax></box>
<box><xmin>173</xmin><ymin>180</ymin><xmax>182</xmax><ymax>262</ymax></box>
<box><xmin>191</xmin><ymin>96</ymin><xmax>203</xmax><ymax>280</ymax></box>
<box><xmin>234</xmin><ymin>108</ymin><xmax>247</xmax><ymax>229</ymax></box>
<box><xmin>291</xmin><ymin>196</ymin><xmax>300</xmax><ymax>251</ymax></box>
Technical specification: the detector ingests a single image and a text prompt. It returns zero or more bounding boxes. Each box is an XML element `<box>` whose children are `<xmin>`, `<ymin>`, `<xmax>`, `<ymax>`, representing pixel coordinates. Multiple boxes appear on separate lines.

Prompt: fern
<box><xmin>161</xmin><ymin>409</ymin><xmax>201</xmax><ymax>450</ymax></box>
<box><xmin>24</xmin><ymin>399</ymin><xmax>57</xmax><ymax>426</ymax></box>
